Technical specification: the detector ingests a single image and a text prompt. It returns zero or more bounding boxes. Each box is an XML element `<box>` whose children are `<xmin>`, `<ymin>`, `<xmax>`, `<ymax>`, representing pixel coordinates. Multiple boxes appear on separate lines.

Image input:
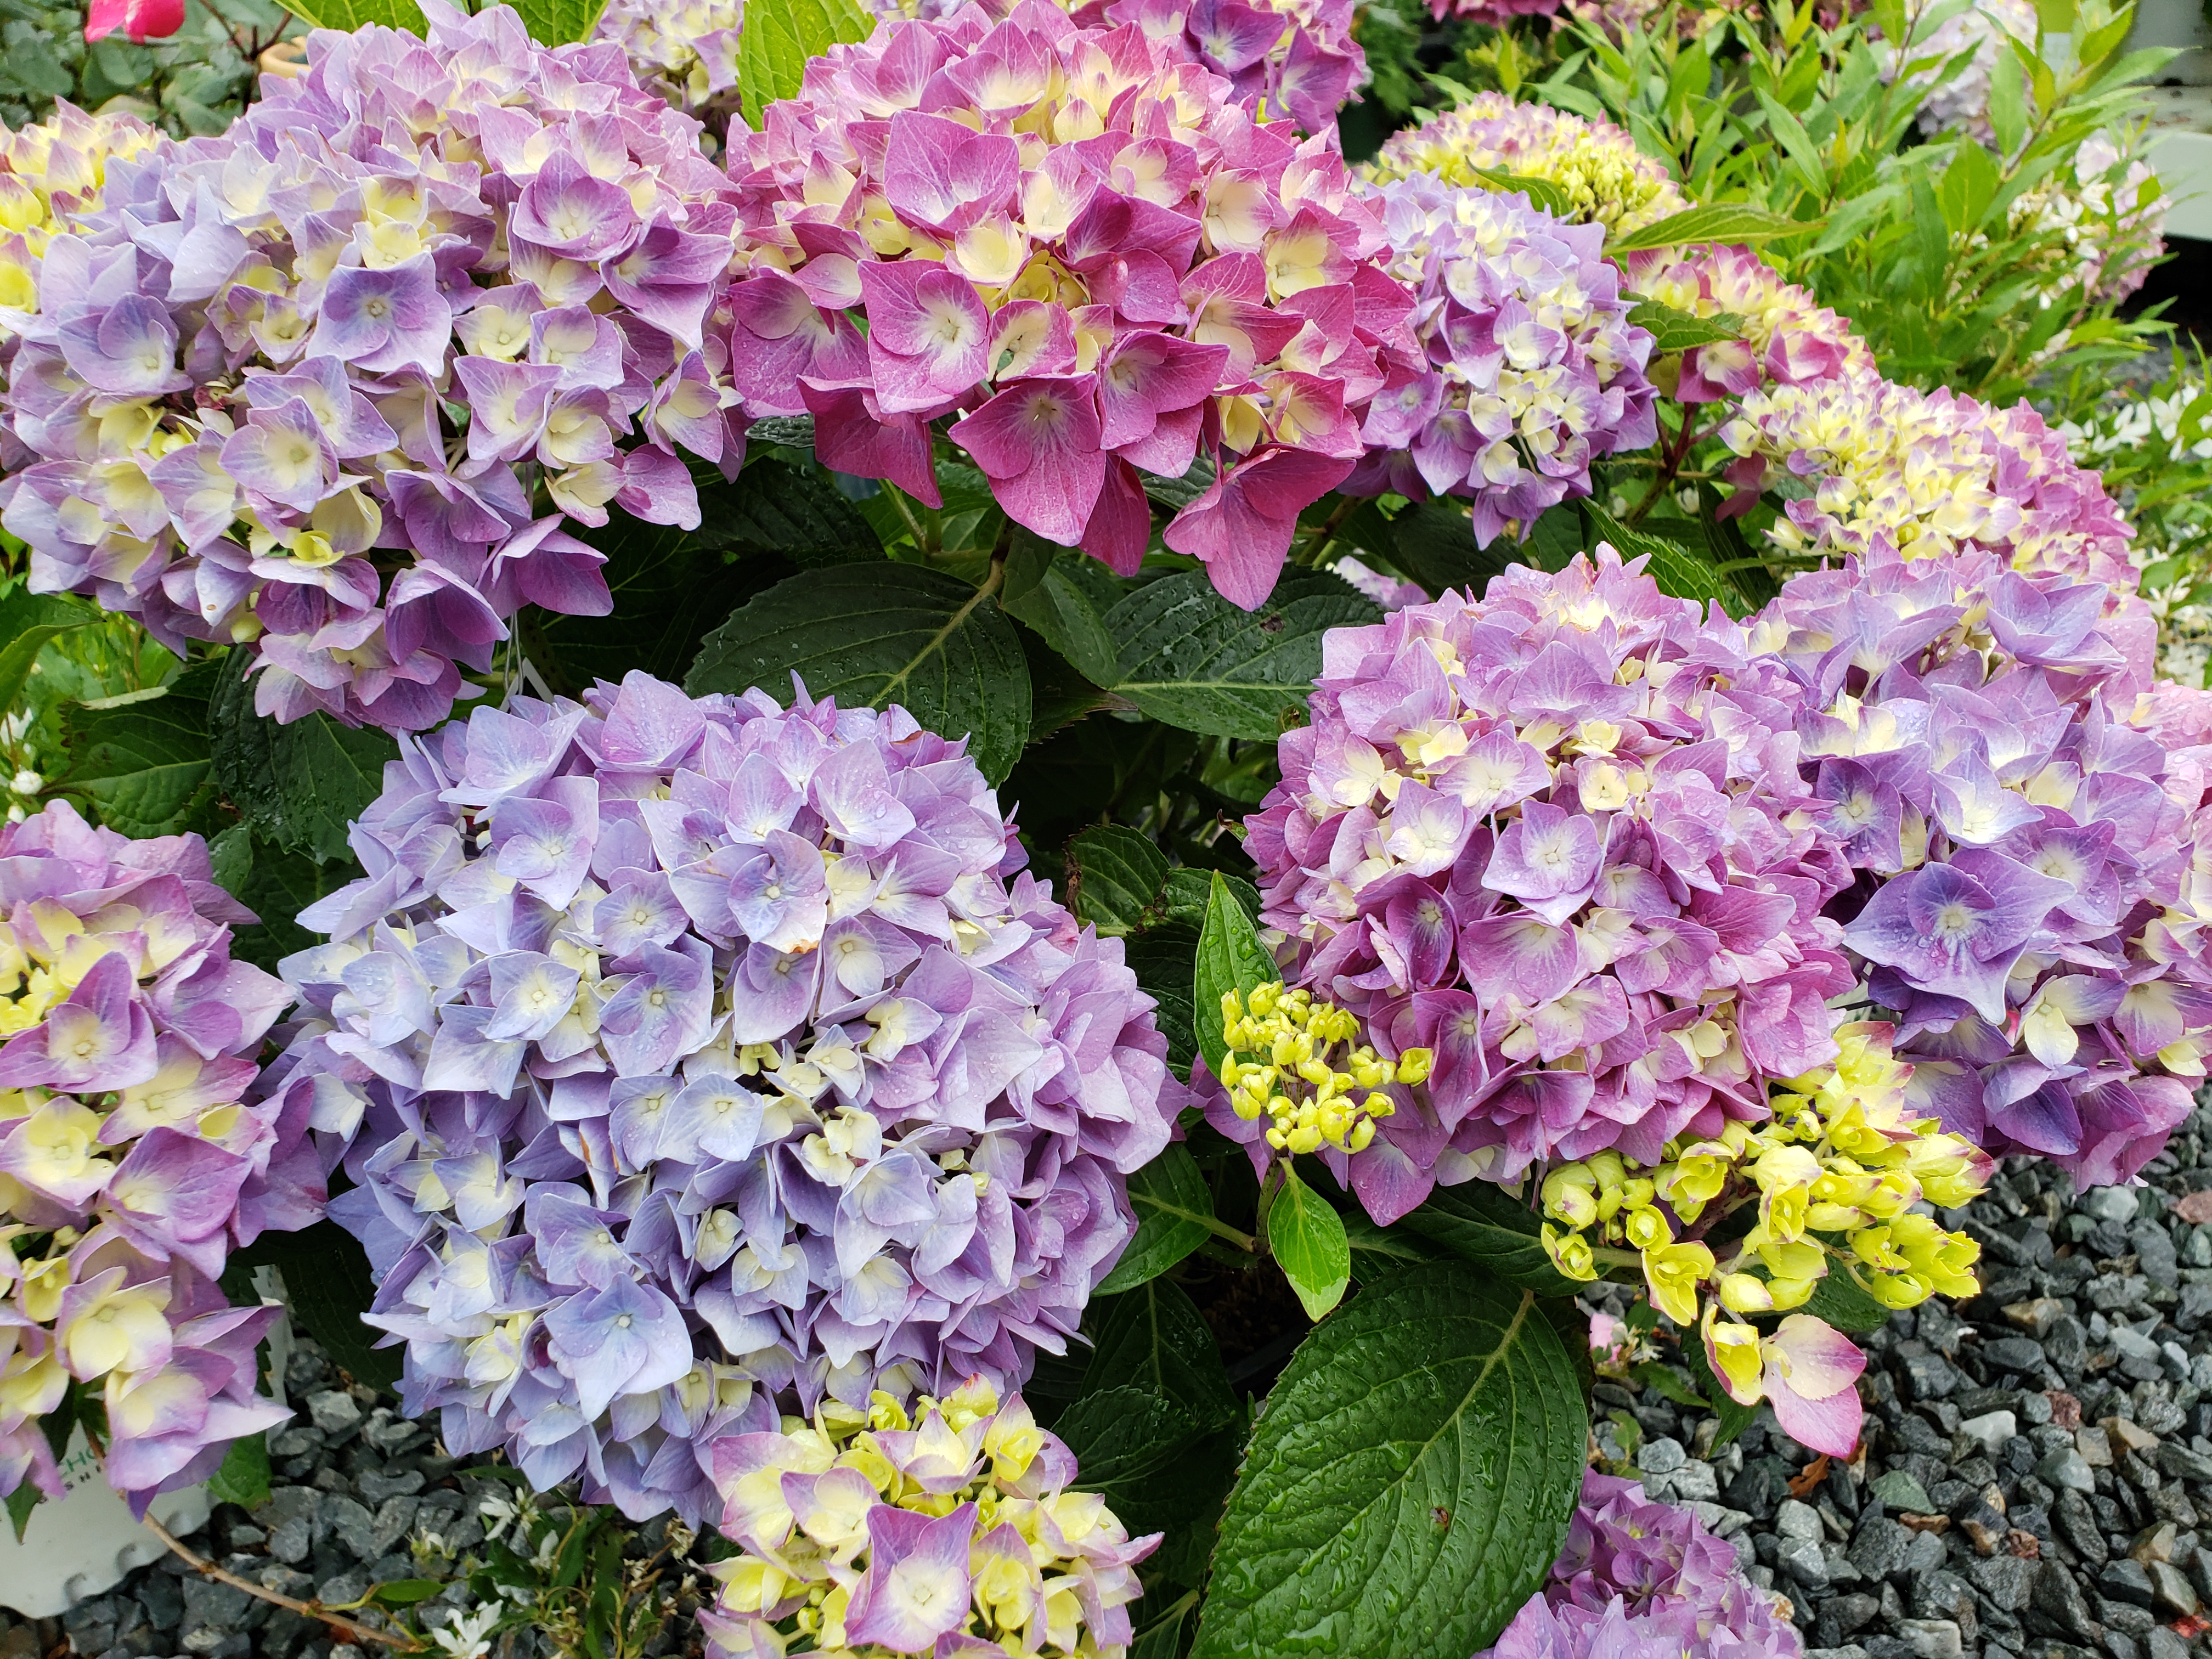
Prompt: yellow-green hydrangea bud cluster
<box><xmin>1220</xmin><ymin>983</ymin><xmax>1430</xmax><ymax>1156</ymax></box>
<box><xmin>1536</xmin><ymin>1023</ymin><xmax>1992</xmax><ymax>1326</ymax></box>
<box><xmin>703</xmin><ymin>1376</ymin><xmax>1155</xmax><ymax>1659</ymax></box>
<box><xmin>1359</xmin><ymin>93</ymin><xmax>1690</xmax><ymax>239</ymax></box>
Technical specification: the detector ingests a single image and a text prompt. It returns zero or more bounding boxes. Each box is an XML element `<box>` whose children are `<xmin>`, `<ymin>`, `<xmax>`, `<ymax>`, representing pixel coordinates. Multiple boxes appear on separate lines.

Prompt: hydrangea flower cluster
<box><xmin>1880</xmin><ymin>0</ymin><xmax>2036</xmax><ymax>144</ymax></box>
<box><xmin>720</xmin><ymin>2</ymin><xmax>1415</xmax><ymax>610</ymax></box>
<box><xmin>1717</xmin><ymin>370</ymin><xmax>2141</xmax><ymax>594</ymax></box>
<box><xmin>0</xmin><ymin>802</ymin><xmax>301</xmax><ymax>1511</ymax></box>
<box><xmin>1621</xmin><ymin>244</ymin><xmax>1872</xmax><ymax>404</ymax></box>
<box><xmin>1347</xmin><ymin>176</ymin><xmax>1658</xmax><ymax>544</ymax></box>
<box><xmin>1537</xmin><ymin>1023</ymin><xmax>1988</xmax><ymax>1452</ymax></box>
<box><xmin>2006</xmin><ymin>129</ymin><xmax>2166</xmax><ymax>306</ymax></box>
<box><xmin>1239</xmin><ymin>546</ymin><xmax>1856</xmax><ymax>1224</ymax></box>
<box><xmin>593</xmin><ymin>0</ymin><xmax>747</xmax><ymax>137</ymax></box>
<box><xmin>1763</xmin><ymin>544</ymin><xmax>2198</xmax><ymax>1185</ymax></box>
<box><xmin>702</xmin><ymin>1378</ymin><xmax>1155</xmax><ymax>1659</ymax></box>
<box><xmin>0</xmin><ymin>102</ymin><xmax>159</xmax><ymax>350</ymax></box>
<box><xmin>267</xmin><ymin>672</ymin><xmax>1174</xmax><ymax>1523</ymax></box>
<box><xmin>1481</xmin><ymin>1470</ymin><xmax>1805</xmax><ymax>1659</ymax></box>
<box><xmin>1359</xmin><ymin>95</ymin><xmax>1690</xmax><ymax>240</ymax></box>
<box><xmin>1087</xmin><ymin>0</ymin><xmax>1367</xmax><ymax>136</ymax></box>
<box><xmin>0</xmin><ymin>2</ymin><xmax>747</xmax><ymax>734</ymax></box>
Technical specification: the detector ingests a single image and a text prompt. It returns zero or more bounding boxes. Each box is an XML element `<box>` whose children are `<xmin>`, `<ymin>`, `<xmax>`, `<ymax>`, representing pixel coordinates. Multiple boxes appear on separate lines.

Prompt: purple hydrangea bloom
<box><xmin>1235</xmin><ymin>545</ymin><xmax>1855</xmax><ymax>1223</ymax></box>
<box><xmin>1760</xmin><ymin>543</ymin><xmax>2202</xmax><ymax>1185</ymax></box>
<box><xmin>0</xmin><ymin>2</ymin><xmax>747</xmax><ymax>734</ymax></box>
<box><xmin>1345</xmin><ymin>177</ymin><xmax>1658</xmax><ymax>545</ymax></box>
<box><xmin>1479</xmin><ymin>1470</ymin><xmax>1804</xmax><ymax>1659</ymax></box>
<box><xmin>0</xmin><ymin>802</ymin><xmax>301</xmax><ymax>1513</ymax></box>
<box><xmin>266</xmin><ymin>673</ymin><xmax>1175</xmax><ymax>1525</ymax></box>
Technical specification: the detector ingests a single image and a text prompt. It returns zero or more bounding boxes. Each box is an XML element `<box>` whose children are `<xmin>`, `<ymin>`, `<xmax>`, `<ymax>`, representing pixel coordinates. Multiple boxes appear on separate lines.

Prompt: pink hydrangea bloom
<box><xmin>1079</xmin><ymin>0</ymin><xmax>1367</xmax><ymax>134</ymax></box>
<box><xmin>1236</xmin><ymin>545</ymin><xmax>1854</xmax><ymax>1221</ymax></box>
<box><xmin>0</xmin><ymin>2</ymin><xmax>747</xmax><ymax>734</ymax></box>
<box><xmin>1345</xmin><ymin>176</ymin><xmax>1657</xmax><ymax>544</ymax></box>
<box><xmin>266</xmin><ymin>673</ymin><xmax>1175</xmax><ymax>1524</ymax></box>
<box><xmin>720</xmin><ymin>1</ymin><xmax>1418</xmax><ymax>610</ymax></box>
<box><xmin>1621</xmin><ymin>243</ymin><xmax>1872</xmax><ymax>404</ymax></box>
<box><xmin>0</xmin><ymin>802</ymin><xmax>301</xmax><ymax>1513</ymax></box>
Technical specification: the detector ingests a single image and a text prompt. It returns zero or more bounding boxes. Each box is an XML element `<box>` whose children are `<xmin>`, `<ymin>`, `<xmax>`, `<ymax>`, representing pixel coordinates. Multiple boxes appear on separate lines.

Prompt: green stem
<box><xmin>882</xmin><ymin>481</ymin><xmax>929</xmax><ymax>551</ymax></box>
<box><xmin>1202</xmin><ymin>1212</ymin><xmax>1261</xmax><ymax>1253</ymax></box>
<box><xmin>1252</xmin><ymin>1161</ymin><xmax>1286</xmax><ymax>1250</ymax></box>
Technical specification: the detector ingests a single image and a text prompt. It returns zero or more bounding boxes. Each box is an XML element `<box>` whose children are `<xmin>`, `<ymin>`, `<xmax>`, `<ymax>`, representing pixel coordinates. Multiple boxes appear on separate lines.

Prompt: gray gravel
<box><xmin>1589</xmin><ymin>1091</ymin><xmax>2212</xmax><ymax>1659</ymax></box>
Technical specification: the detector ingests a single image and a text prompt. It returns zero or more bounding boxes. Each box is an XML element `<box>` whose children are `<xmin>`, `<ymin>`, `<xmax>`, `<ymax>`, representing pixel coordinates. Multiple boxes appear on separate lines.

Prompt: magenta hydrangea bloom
<box><xmin>1236</xmin><ymin>545</ymin><xmax>1854</xmax><ymax>1222</ymax></box>
<box><xmin>1761</xmin><ymin>543</ymin><xmax>2202</xmax><ymax>1186</ymax></box>
<box><xmin>0</xmin><ymin>2</ymin><xmax>747</xmax><ymax>735</ymax></box>
<box><xmin>1345</xmin><ymin>176</ymin><xmax>1657</xmax><ymax>544</ymax></box>
<box><xmin>0</xmin><ymin>802</ymin><xmax>301</xmax><ymax>1513</ymax></box>
<box><xmin>1479</xmin><ymin>1471</ymin><xmax>1804</xmax><ymax>1659</ymax></box>
<box><xmin>265</xmin><ymin>673</ymin><xmax>1175</xmax><ymax>1525</ymax></box>
<box><xmin>720</xmin><ymin>1</ymin><xmax>1418</xmax><ymax>611</ymax></box>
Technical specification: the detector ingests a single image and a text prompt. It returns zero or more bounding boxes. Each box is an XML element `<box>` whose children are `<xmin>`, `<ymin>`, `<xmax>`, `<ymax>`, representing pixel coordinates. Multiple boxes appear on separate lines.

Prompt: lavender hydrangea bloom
<box><xmin>1345</xmin><ymin>177</ymin><xmax>1658</xmax><ymax>546</ymax></box>
<box><xmin>1235</xmin><ymin>546</ymin><xmax>1854</xmax><ymax>1222</ymax></box>
<box><xmin>0</xmin><ymin>2</ymin><xmax>747</xmax><ymax>735</ymax></box>
<box><xmin>0</xmin><ymin>802</ymin><xmax>301</xmax><ymax>1513</ymax></box>
<box><xmin>1762</xmin><ymin>544</ymin><xmax>2202</xmax><ymax>1184</ymax></box>
<box><xmin>267</xmin><ymin>673</ymin><xmax>1175</xmax><ymax>1525</ymax></box>
<box><xmin>1479</xmin><ymin>1471</ymin><xmax>1803</xmax><ymax>1659</ymax></box>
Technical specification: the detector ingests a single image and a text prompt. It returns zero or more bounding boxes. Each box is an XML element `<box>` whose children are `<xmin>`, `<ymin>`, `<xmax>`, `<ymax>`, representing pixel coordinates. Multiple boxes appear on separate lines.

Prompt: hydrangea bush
<box><xmin>0</xmin><ymin>802</ymin><xmax>300</xmax><ymax>1510</ymax></box>
<box><xmin>267</xmin><ymin>672</ymin><xmax>1174</xmax><ymax>1522</ymax></box>
<box><xmin>3</xmin><ymin>0</ymin><xmax>2205</xmax><ymax>1648</ymax></box>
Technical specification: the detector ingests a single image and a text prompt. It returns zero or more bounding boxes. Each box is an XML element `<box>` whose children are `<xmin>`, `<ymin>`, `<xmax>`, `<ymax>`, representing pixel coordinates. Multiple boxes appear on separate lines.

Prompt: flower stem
<box><xmin>142</xmin><ymin>1513</ymin><xmax>425</xmax><ymax>1652</ymax></box>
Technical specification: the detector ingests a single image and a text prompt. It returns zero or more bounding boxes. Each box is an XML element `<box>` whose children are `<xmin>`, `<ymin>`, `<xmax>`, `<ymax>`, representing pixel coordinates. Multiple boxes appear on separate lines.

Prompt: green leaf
<box><xmin>1158</xmin><ymin>866</ymin><xmax>1259</xmax><ymax>932</ymax></box>
<box><xmin>1190</xmin><ymin>1270</ymin><xmax>1589</xmax><ymax>1659</ymax></box>
<box><xmin>1071</xmin><ymin>1280</ymin><xmax>1244</xmax><ymax>1592</ymax></box>
<box><xmin>1340</xmin><ymin>1209</ymin><xmax>1448</xmax><ymax>1284</ymax></box>
<box><xmin>225</xmin><ymin>1220</ymin><xmax>402</xmax><ymax>1392</ymax></box>
<box><xmin>1106</xmin><ymin>571</ymin><xmax>1379</xmax><ymax>740</ymax></box>
<box><xmin>208</xmin><ymin>1434</ymin><xmax>272</xmax><ymax>1510</ymax></box>
<box><xmin>280</xmin><ymin>0</ymin><xmax>424</xmax><ymax>31</ymax></box>
<box><xmin>1096</xmin><ymin>1143</ymin><xmax>1217</xmax><ymax>1295</ymax></box>
<box><xmin>1580</xmin><ymin>502</ymin><xmax>1740</xmax><ymax>612</ymax></box>
<box><xmin>210</xmin><ymin>657</ymin><xmax>398</xmax><ymax>864</ymax></box>
<box><xmin>1124</xmin><ymin>923</ymin><xmax>1201</xmax><ymax>1076</ymax></box>
<box><xmin>537</xmin><ymin>506</ymin><xmax>791</xmax><ymax>692</ymax></box>
<box><xmin>698</xmin><ymin>458</ymin><xmax>887</xmax><ymax>567</ymax></box>
<box><xmin>1002</xmin><ymin>547</ymin><xmax>1123</xmax><ymax>687</ymax></box>
<box><xmin>736</xmin><ymin>0</ymin><xmax>873</xmax><ymax>126</ymax></box>
<box><xmin>370</xmin><ymin>1579</ymin><xmax>447</xmax><ymax>1605</ymax></box>
<box><xmin>1341</xmin><ymin>498</ymin><xmax>1503</xmax><ymax>601</ymax></box>
<box><xmin>1065</xmin><ymin>825</ymin><xmax>1171</xmax><ymax>935</ymax></box>
<box><xmin>1462</xmin><ymin>166</ymin><xmax>1573</xmax><ymax>218</ymax></box>
<box><xmin>1398</xmin><ymin>1180</ymin><xmax>1582</xmax><ymax>1294</ymax></box>
<box><xmin>1627</xmin><ymin>301</ymin><xmax>1748</xmax><ymax>353</ymax></box>
<box><xmin>56</xmin><ymin>661</ymin><xmax>223</xmax><ymax>840</ymax></box>
<box><xmin>1804</xmin><ymin>1267</ymin><xmax>1894</xmax><ymax>1333</ymax></box>
<box><xmin>685</xmin><ymin>564</ymin><xmax>1033</xmax><ymax>785</ymax></box>
<box><xmin>510</xmin><ymin>0</ymin><xmax>606</xmax><ymax>43</ymax></box>
<box><xmin>0</xmin><ymin>588</ymin><xmax>95</xmax><ymax>725</ymax></box>
<box><xmin>1629</xmin><ymin>1359</ymin><xmax>1711</xmax><ymax>1410</ymax></box>
<box><xmin>211</xmin><ymin>828</ymin><xmax>351</xmax><ymax>975</ymax></box>
<box><xmin>1268</xmin><ymin>1165</ymin><xmax>1351</xmax><ymax>1322</ymax></box>
<box><xmin>1193</xmin><ymin>870</ymin><xmax>1276</xmax><ymax>1078</ymax></box>
<box><xmin>1608</xmin><ymin>202</ymin><xmax>1821</xmax><ymax>252</ymax></box>
<box><xmin>1132</xmin><ymin>1599</ymin><xmax>1194</xmax><ymax>1659</ymax></box>
<box><xmin>1752</xmin><ymin>87</ymin><xmax>1829</xmax><ymax>197</ymax></box>
<box><xmin>1083</xmin><ymin>1278</ymin><xmax>1242</xmax><ymax>1432</ymax></box>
